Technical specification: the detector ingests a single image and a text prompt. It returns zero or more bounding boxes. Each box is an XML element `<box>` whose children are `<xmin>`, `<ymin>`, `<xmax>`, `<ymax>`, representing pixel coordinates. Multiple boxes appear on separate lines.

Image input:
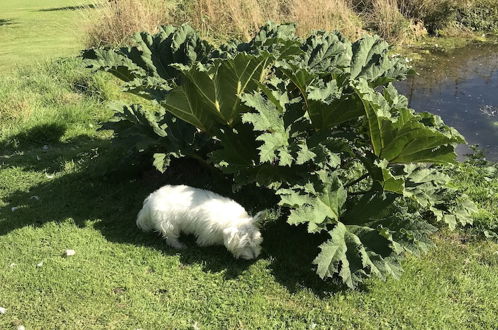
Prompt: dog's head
<box><xmin>223</xmin><ymin>212</ymin><xmax>264</xmax><ymax>260</ymax></box>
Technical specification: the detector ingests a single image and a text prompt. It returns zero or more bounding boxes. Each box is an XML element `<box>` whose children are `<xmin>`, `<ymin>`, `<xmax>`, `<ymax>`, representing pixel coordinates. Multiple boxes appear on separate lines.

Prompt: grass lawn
<box><xmin>0</xmin><ymin>0</ymin><xmax>93</xmax><ymax>72</ymax></box>
<box><xmin>0</xmin><ymin>58</ymin><xmax>496</xmax><ymax>329</ymax></box>
<box><xmin>1</xmin><ymin>1</ymin><xmax>498</xmax><ymax>328</ymax></box>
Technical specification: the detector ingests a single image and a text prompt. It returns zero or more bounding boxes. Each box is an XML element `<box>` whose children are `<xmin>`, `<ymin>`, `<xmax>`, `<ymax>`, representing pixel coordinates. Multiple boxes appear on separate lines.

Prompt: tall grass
<box><xmin>289</xmin><ymin>0</ymin><xmax>363</xmax><ymax>39</ymax></box>
<box><xmin>365</xmin><ymin>0</ymin><xmax>411</xmax><ymax>43</ymax></box>
<box><xmin>187</xmin><ymin>0</ymin><xmax>364</xmax><ymax>41</ymax></box>
<box><xmin>187</xmin><ymin>0</ymin><xmax>281</xmax><ymax>41</ymax></box>
<box><xmin>85</xmin><ymin>0</ymin><xmax>365</xmax><ymax>45</ymax></box>
<box><xmin>84</xmin><ymin>0</ymin><xmax>497</xmax><ymax>47</ymax></box>
<box><xmin>85</xmin><ymin>0</ymin><xmax>176</xmax><ymax>47</ymax></box>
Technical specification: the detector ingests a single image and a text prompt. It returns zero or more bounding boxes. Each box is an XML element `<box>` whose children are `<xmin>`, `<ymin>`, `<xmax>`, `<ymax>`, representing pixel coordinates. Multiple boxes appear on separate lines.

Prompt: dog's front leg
<box><xmin>165</xmin><ymin>236</ymin><xmax>186</xmax><ymax>250</ymax></box>
<box><xmin>158</xmin><ymin>222</ymin><xmax>186</xmax><ymax>249</ymax></box>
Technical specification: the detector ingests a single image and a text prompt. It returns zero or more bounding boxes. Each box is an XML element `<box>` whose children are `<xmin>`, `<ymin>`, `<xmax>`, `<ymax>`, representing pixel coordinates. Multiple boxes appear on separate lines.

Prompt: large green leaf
<box><xmin>374</xmin><ymin>213</ymin><xmax>437</xmax><ymax>256</ymax></box>
<box><xmin>301</xmin><ymin>30</ymin><xmax>352</xmax><ymax>73</ymax></box>
<box><xmin>342</xmin><ymin>192</ymin><xmax>397</xmax><ymax>225</ymax></box>
<box><xmin>308</xmin><ymin>87</ymin><xmax>364</xmax><ymax>130</ymax></box>
<box><xmin>314</xmin><ymin>209</ymin><xmax>438</xmax><ymax>287</ymax></box>
<box><xmin>383</xmin><ymin>83</ymin><xmax>409</xmax><ymax>112</ymax></box>
<box><xmin>161</xmin><ymin>53</ymin><xmax>272</xmax><ymax>133</ymax></box>
<box><xmin>278</xmin><ymin>175</ymin><xmax>347</xmax><ymax>233</ymax></box>
<box><xmin>313</xmin><ymin>222</ymin><xmax>402</xmax><ymax>288</ymax></box>
<box><xmin>299</xmin><ymin>31</ymin><xmax>414</xmax><ymax>87</ymax></box>
<box><xmin>103</xmin><ymin>103</ymin><xmax>167</xmax><ymax>139</ymax></box>
<box><xmin>279</xmin><ymin>65</ymin><xmax>364</xmax><ymax>129</ymax></box>
<box><xmin>403</xmin><ymin>165</ymin><xmax>477</xmax><ymax>229</ymax></box>
<box><xmin>98</xmin><ymin>103</ymin><xmax>207</xmax><ymax>173</ymax></box>
<box><xmin>241</xmin><ymin>84</ymin><xmax>325</xmax><ymax>167</ymax></box>
<box><xmin>354</xmin><ymin>79</ymin><xmax>465</xmax><ymax>164</ymax></box>
<box><xmin>314</xmin><ymin>222</ymin><xmax>356</xmax><ymax>285</ymax></box>
<box><xmin>82</xmin><ymin>25</ymin><xmax>214</xmax><ymax>100</ymax></box>
<box><xmin>241</xmin><ymin>91</ymin><xmax>292</xmax><ymax>166</ymax></box>
<box><xmin>313</xmin><ymin>211</ymin><xmax>435</xmax><ymax>288</ymax></box>
<box><xmin>349</xmin><ymin>35</ymin><xmax>415</xmax><ymax>86</ymax></box>
<box><xmin>238</xmin><ymin>22</ymin><xmax>303</xmax><ymax>59</ymax></box>
<box><xmin>360</xmin><ymin>158</ymin><xmax>405</xmax><ymax>194</ymax></box>
<box><xmin>208</xmin><ymin>124</ymin><xmax>259</xmax><ymax>173</ymax></box>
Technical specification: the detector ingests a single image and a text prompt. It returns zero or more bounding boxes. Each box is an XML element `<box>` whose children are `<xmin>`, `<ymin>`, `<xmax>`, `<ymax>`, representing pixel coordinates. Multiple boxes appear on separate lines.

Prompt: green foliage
<box><xmin>447</xmin><ymin>148</ymin><xmax>498</xmax><ymax>240</ymax></box>
<box><xmin>354</xmin><ymin>80</ymin><xmax>465</xmax><ymax>163</ymax></box>
<box><xmin>456</xmin><ymin>2</ymin><xmax>498</xmax><ymax>32</ymax></box>
<box><xmin>163</xmin><ymin>53</ymin><xmax>272</xmax><ymax>133</ymax></box>
<box><xmin>83</xmin><ymin>23</ymin><xmax>478</xmax><ymax>288</ymax></box>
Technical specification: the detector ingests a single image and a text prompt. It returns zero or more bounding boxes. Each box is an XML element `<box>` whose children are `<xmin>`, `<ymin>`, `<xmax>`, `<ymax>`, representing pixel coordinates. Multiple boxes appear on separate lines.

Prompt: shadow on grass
<box><xmin>0</xmin><ymin>19</ymin><xmax>16</xmax><ymax>27</ymax></box>
<box><xmin>0</xmin><ymin>123</ymin><xmax>82</xmax><ymax>173</ymax></box>
<box><xmin>0</xmin><ymin>135</ymin><xmax>262</xmax><ymax>278</ymax></box>
<box><xmin>37</xmin><ymin>4</ymin><xmax>98</xmax><ymax>12</ymax></box>
<box><xmin>1</xmin><ymin>123</ymin><xmax>67</xmax><ymax>148</ymax></box>
<box><xmin>0</xmin><ymin>133</ymin><xmax>348</xmax><ymax>295</ymax></box>
<box><xmin>261</xmin><ymin>220</ymin><xmax>350</xmax><ymax>296</ymax></box>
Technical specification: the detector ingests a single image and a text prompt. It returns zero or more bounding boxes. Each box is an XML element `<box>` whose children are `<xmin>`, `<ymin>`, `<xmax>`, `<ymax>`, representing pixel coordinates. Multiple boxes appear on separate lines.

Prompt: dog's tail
<box><xmin>136</xmin><ymin>196</ymin><xmax>153</xmax><ymax>232</ymax></box>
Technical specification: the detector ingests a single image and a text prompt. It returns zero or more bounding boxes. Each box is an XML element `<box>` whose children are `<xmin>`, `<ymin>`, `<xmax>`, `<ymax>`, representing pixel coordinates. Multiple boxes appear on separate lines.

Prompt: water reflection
<box><xmin>396</xmin><ymin>43</ymin><xmax>498</xmax><ymax>161</ymax></box>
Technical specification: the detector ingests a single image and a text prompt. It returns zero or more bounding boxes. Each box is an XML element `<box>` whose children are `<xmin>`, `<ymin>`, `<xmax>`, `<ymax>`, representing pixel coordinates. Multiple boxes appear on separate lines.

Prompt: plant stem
<box><xmin>348</xmin><ymin>190</ymin><xmax>371</xmax><ymax>196</ymax></box>
<box><xmin>345</xmin><ymin>173</ymin><xmax>369</xmax><ymax>188</ymax></box>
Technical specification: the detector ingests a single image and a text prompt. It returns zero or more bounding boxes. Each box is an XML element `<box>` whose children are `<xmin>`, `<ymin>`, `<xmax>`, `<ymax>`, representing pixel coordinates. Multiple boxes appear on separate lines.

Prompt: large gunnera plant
<box><xmin>83</xmin><ymin>23</ymin><xmax>477</xmax><ymax>288</ymax></box>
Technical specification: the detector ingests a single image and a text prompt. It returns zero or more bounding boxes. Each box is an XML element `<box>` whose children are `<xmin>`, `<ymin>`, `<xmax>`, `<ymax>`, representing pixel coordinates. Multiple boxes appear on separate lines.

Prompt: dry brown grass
<box><xmin>366</xmin><ymin>0</ymin><xmax>411</xmax><ymax>43</ymax></box>
<box><xmin>187</xmin><ymin>0</ymin><xmax>363</xmax><ymax>41</ymax></box>
<box><xmin>187</xmin><ymin>0</ymin><xmax>282</xmax><ymax>41</ymax></box>
<box><xmin>0</xmin><ymin>94</ymin><xmax>33</xmax><ymax>122</ymax></box>
<box><xmin>85</xmin><ymin>0</ymin><xmax>176</xmax><ymax>47</ymax></box>
<box><xmin>289</xmin><ymin>0</ymin><xmax>363</xmax><ymax>39</ymax></box>
<box><xmin>84</xmin><ymin>0</ymin><xmax>496</xmax><ymax>47</ymax></box>
<box><xmin>86</xmin><ymin>0</ymin><xmax>365</xmax><ymax>45</ymax></box>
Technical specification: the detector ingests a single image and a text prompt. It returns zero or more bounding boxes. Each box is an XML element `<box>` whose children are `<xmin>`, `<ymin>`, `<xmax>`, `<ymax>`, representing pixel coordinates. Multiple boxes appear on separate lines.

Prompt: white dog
<box><xmin>136</xmin><ymin>185</ymin><xmax>263</xmax><ymax>260</ymax></box>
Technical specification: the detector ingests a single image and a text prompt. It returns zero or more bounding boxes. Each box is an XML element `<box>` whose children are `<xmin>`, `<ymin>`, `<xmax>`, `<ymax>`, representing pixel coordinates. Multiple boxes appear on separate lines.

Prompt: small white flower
<box><xmin>0</xmin><ymin>307</ymin><xmax>6</xmax><ymax>314</ymax></box>
<box><xmin>17</xmin><ymin>326</ymin><xmax>25</xmax><ymax>330</ymax></box>
<box><xmin>64</xmin><ymin>249</ymin><xmax>76</xmax><ymax>257</ymax></box>
<box><xmin>9</xmin><ymin>263</ymin><xmax>16</xmax><ymax>268</ymax></box>
<box><xmin>36</xmin><ymin>261</ymin><xmax>43</xmax><ymax>267</ymax></box>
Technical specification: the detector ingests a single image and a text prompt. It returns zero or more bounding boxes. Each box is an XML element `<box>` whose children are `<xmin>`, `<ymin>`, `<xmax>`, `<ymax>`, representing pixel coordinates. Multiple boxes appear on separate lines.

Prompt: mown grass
<box><xmin>0</xmin><ymin>0</ymin><xmax>93</xmax><ymax>71</ymax></box>
<box><xmin>0</xmin><ymin>57</ymin><xmax>498</xmax><ymax>328</ymax></box>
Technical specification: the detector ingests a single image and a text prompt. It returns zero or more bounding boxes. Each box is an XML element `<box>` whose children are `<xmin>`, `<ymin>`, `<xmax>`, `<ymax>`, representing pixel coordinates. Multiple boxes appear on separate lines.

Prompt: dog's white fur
<box><xmin>137</xmin><ymin>185</ymin><xmax>263</xmax><ymax>260</ymax></box>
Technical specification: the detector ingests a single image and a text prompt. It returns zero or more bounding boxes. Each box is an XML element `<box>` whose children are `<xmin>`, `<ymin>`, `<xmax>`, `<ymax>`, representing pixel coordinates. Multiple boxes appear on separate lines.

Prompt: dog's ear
<box><xmin>223</xmin><ymin>227</ymin><xmax>240</xmax><ymax>250</ymax></box>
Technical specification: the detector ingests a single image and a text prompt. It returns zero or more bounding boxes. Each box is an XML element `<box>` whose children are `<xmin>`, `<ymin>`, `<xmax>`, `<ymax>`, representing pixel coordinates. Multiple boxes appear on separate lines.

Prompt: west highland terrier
<box><xmin>137</xmin><ymin>185</ymin><xmax>263</xmax><ymax>260</ymax></box>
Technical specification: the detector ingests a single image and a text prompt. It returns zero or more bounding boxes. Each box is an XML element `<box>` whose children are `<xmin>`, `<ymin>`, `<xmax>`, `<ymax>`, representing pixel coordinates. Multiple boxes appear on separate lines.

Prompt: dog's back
<box><xmin>136</xmin><ymin>185</ymin><xmax>250</xmax><ymax>230</ymax></box>
<box><xmin>136</xmin><ymin>185</ymin><xmax>210</xmax><ymax>231</ymax></box>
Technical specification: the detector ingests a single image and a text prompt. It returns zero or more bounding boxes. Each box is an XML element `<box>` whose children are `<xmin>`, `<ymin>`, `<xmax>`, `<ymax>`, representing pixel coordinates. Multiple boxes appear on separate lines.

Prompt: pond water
<box><xmin>396</xmin><ymin>43</ymin><xmax>498</xmax><ymax>161</ymax></box>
